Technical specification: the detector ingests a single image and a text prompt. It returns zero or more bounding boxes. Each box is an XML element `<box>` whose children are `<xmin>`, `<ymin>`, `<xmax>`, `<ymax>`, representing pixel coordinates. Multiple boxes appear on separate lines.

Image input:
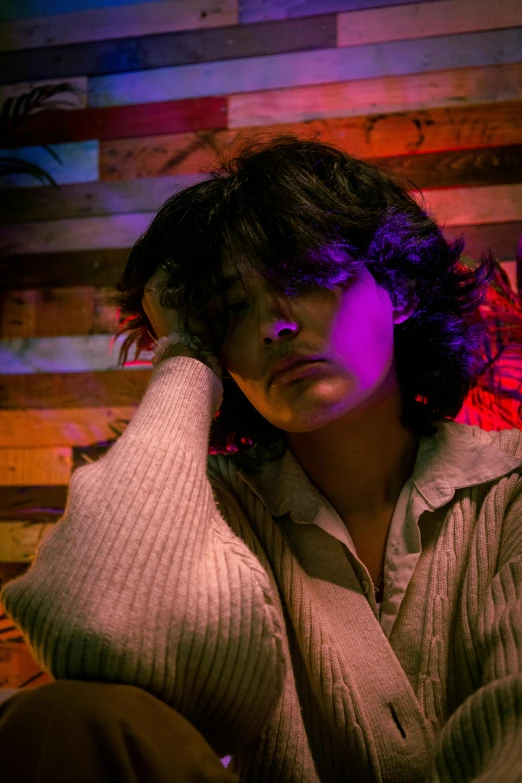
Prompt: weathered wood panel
<box><xmin>0</xmin><ymin>370</ymin><xmax>152</xmax><ymax>409</ymax></box>
<box><xmin>0</xmin><ymin>448</ymin><xmax>72</xmax><ymax>486</ymax></box>
<box><xmin>1</xmin><ymin>0</ymin><xmax>177</xmax><ymax>18</ymax></box>
<box><xmin>87</xmin><ymin>28</ymin><xmax>522</xmax><ymax>108</ymax></box>
<box><xmin>4</xmin><ymin>147</ymin><xmax>522</xmax><ymax>225</ymax></box>
<box><xmin>0</xmin><ymin>76</ymin><xmax>87</xmax><ymax>107</ymax></box>
<box><xmin>0</xmin><ymin>140</ymin><xmax>98</xmax><ymax>188</ymax></box>
<box><xmin>1</xmin><ymin>223</ymin><xmax>520</xmax><ymax>292</ymax></box>
<box><xmin>0</xmin><ymin>486</ymin><xmax>67</xmax><ymax>521</ymax></box>
<box><xmin>239</xmin><ymin>0</ymin><xmax>431</xmax><ymax>24</ymax></box>
<box><xmin>0</xmin><ymin>335</ymin><xmax>153</xmax><ymax>374</ymax></box>
<box><xmin>3</xmin><ymin>183</ymin><xmax>520</xmax><ymax>255</ymax></box>
<box><xmin>0</xmin><ymin>523</ymin><xmax>55</xmax><ymax>562</ymax></box>
<box><xmin>99</xmin><ymin>102</ymin><xmax>522</xmax><ymax>180</ymax></box>
<box><xmin>2</xmin><ymin>97</ymin><xmax>228</xmax><ymax>147</ymax></box>
<box><xmin>0</xmin><ymin>287</ymin><xmax>118</xmax><ymax>339</ymax></box>
<box><xmin>337</xmin><ymin>0</ymin><xmax>522</xmax><ymax>47</ymax></box>
<box><xmin>0</xmin><ymin>14</ymin><xmax>336</xmax><ymax>84</ymax></box>
<box><xmin>0</xmin><ymin>0</ymin><xmax>239</xmax><ymax>52</ymax></box>
<box><xmin>0</xmin><ymin>407</ymin><xmax>136</xmax><ymax>447</ymax></box>
<box><xmin>0</xmin><ymin>174</ymin><xmax>210</xmax><ymax>223</ymax></box>
<box><xmin>0</xmin><ymin>248</ymin><xmax>130</xmax><ymax>289</ymax></box>
<box><xmin>228</xmin><ymin>62</ymin><xmax>522</xmax><ymax>127</ymax></box>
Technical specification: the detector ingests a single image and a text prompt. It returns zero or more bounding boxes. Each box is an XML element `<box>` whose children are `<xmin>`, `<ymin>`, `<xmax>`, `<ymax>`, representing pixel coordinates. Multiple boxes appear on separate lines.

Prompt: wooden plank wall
<box><xmin>1</xmin><ymin>0</ymin><xmax>522</xmax><ymax>691</ymax></box>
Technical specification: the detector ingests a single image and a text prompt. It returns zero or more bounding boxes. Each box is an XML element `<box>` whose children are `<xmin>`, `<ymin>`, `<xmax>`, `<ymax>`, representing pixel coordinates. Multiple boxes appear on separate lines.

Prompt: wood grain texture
<box><xmin>4</xmin><ymin>147</ymin><xmax>521</xmax><ymax>225</ymax></box>
<box><xmin>0</xmin><ymin>370</ymin><xmax>151</xmax><ymax>409</ymax></box>
<box><xmin>2</xmin><ymin>97</ymin><xmax>228</xmax><ymax>147</ymax></box>
<box><xmin>443</xmin><ymin>222</ymin><xmax>522</xmax><ymax>263</ymax></box>
<box><xmin>0</xmin><ymin>248</ymin><xmax>130</xmax><ymax>289</ymax></box>
<box><xmin>0</xmin><ymin>522</ymin><xmax>56</xmax><ymax>562</ymax></box>
<box><xmin>239</xmin><ymin>0</ymin><xmax>431</xmax><ymax>24</ymax></box>
<box><xmin>0</xmin><ymin>407</ymin><xmax>136</xmax><ymax>447</ymax></box>
<box><xmin>0</xmin><ymin>487</ymin><xmax>67</xmax><ymax>521</ymax></box>
<box><xmin>0</xmin><ymin>14</ymin><xmax>336</xmax><ymax>84</ymax></box>
<box><xmin>0</xmin><ymin>0</ymin><xmax>239</xmax><ymax>52</ymax></box>
<box><xmin>0</xmin><ymin>335</ymin><xmax>153</xmax><ymax>373</ymax></box>
<box><xmin>337</xmin><ymin>0</ymin><xmax>522</xmax><ymax>47</ymax></box>
<box><xmin>228</xmin><ymin>62</ymin><xmax>522</xmax><ymax>127</ymax></box>
<box><xmin>0</xmin><ymin>140</ymin><xmax>98</xmax><ymax>189</ymax></box>
<box><xmin>99</xmin><ymin>101</ymin><xmax>522</xmax><ymax>180</ymax></box>
<box><xmin>4</xmin><ymin>183</ymin><xmax>520</xmax><ymax>256</ymax></box>
<box><xmin>0</xmin><ymin>448</ymin><xmax>72</xmax><ymax>486</ymax></box>
<box><xmin>87</xmin><ymin>28</ymin><xmax>522</xmax><ymax>108</ymax></box>
<box><xmin>1</xmin><ymin>0</ymin><xmax>175</xmax><ymax>19</ymax></box>
<box><xmin>0</xmin><ymin>174</ymin><xmax>210</xmax><ymax>223</ymax></box>
<box><xmin>0</xmin><ymin>76</ymin><xmax>87</xmax><ymax>107</ymax></box>
<box><xmin>0</xmin><ymin>287</ymin><xmax>118</xmax><ymax>339</ymax></box>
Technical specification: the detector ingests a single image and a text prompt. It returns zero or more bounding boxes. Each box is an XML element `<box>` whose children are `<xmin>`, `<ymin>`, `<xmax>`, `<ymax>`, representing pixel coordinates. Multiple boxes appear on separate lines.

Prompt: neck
<box><xmin>286</xmin><ymin>372</ymin><xmax>419</xmax><ymax>528</ymax></box>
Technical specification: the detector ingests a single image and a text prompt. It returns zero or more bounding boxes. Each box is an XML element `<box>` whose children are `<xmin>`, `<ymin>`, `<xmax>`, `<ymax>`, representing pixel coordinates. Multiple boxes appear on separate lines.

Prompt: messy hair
<box><xmin>111</xmin><ymin>134</ymin><xmax>496</xmax><ymax>475</ymax></box>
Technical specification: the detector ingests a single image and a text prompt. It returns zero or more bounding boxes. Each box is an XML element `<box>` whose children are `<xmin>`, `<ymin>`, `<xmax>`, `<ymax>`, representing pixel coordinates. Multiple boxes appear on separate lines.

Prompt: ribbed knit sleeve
<box><xmin>0</xmin><ymin>356</ymin><xmax>286</xmax><ymax>758</ymax></box>
<box><xmin>428</xmin><ymin>470</ymin><xmax>522</xmax><ymax>783</ymax></box>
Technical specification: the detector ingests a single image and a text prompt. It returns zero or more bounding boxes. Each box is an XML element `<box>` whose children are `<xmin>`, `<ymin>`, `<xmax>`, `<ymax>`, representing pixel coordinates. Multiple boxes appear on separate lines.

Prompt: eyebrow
<box><xmin>222</xmin><ymin>273</ymin><xmax>243</xmax><ymax>290</ymax></box>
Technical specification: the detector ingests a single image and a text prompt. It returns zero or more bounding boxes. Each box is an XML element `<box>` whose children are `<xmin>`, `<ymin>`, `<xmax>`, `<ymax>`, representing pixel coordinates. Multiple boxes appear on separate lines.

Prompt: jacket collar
<box><xmin>236</xmin><ymin>421</ymin><xmax>522</xmax><ymax>524</ymax></box>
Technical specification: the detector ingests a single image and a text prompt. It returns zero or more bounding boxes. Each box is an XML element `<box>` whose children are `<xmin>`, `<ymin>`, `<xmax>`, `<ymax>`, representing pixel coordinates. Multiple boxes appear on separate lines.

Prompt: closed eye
<box><xmin>227</xmin><ymin>301</ymin><xmax>249</xmax><ymax>315</ymax></box>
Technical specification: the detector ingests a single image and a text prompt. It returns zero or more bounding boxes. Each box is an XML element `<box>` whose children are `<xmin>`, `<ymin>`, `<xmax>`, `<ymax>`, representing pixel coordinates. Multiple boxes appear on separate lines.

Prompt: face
<box><xmin>216</xmin><ymin>263</ymin><xmax>414</xmax><ymax>434</ymax></box>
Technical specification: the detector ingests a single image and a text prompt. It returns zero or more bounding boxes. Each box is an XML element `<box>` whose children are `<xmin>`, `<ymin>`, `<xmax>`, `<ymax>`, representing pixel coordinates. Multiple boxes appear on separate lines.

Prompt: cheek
<box><xmin>330</xmin><ymin>298</ymin><xmax>395</xmax><ymax>389</ymax></box>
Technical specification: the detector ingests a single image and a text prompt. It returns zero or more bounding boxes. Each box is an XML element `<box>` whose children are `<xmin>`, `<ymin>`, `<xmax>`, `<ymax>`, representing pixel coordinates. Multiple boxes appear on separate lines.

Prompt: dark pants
<box><xmin>0</xmin><ymin>680</ymin><xmax>239</xmax><ymax>782</ymax></box>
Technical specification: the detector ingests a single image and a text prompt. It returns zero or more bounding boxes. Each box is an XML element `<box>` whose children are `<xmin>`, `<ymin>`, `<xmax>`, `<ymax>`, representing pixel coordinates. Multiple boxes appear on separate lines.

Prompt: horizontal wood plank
<box><xmin>1</xmin><ymin>97</ymin><xmax>228</xmax><ymax>147</ymax></box>
<box><xmin>0</xmin><ymin>140</ymin><xmax>98</xmax><ymax>189</ymax></box>
<box><xmin>0</xmin><ymin>0</ymin><xmax>238</xmax><ymax>52</ymax></box>
<box><xmin>0</xmin><ymin>370</ymin><xmax>151</xmax><ymax>409</ymax></box>
<box><xmin>0</xmin><ymin>335</ymin><xmax>153</xmax><ymax>373</ymax></box>
<box><xmin>4</xmin><ymin>147</ymin><xmax>522</xmax><ymax>225</ymax></box>
<box><xmin>0</xmin><ymin>14</ymin><xmax>336</xmax><ymax>84</ymax></box>
<box><xmin>0</xmin><ymin>407</ymin><xmax>136</xmax><ymax>447</ymax></box>
<box><xmin>0</xmin><ymin>220</ymin><xmax>520</xmax><ymax>291</ymax></box>
<box><xmin>87</xmin><ymin>28</ymin><xmax>522</xmax><ymax>108</ymax></box>
<box><xmin>0</xmin><ymin>174</ymin><xmax>210</xmax><ymax>223</ymax></box>
<box><xmin>3</xmin><ymin>183</ymin><xmax>521</xmax><ymax>255</ymax></box>
<box><xmin>0</xmin><ymin>487</ymin><xmax>67</xmax><ymax>521</ymax></box>
<box><xmin>99</xmin><ymin>101</ymin><xmax>522</xmax><ymax>180</ymax></box>
<box><xmin>0</xmin><ymin>248</ymin><xmax>130</xmax><ymax>289</ymax></box>
<box><xmin>0</xmin><ymin>287</ymin><xmax>118</xmax><ymax>339</ymax></box>
<box><xmin>337</xmin><ymin>0</ymin><xmax>522</xmax><ymax>47</ymax></box>
<box><xmin>1</xmin><ymin>0</ymin><xmax>175</xmax><ymax>20</ymax></box>
<box><xmin>0</xmin><ymin>522</ymin><xmax>56</xmax><ymax>562</ymax></box>
<box><xmin>239</xmin><ymin>0</ymin><xmax>430</xmax><ymax>24</ymax></box>
<box><xmin>228</xmin><ymin>62</ymin><xmax>522</xmax><ymax>127</ymax></box>
<box><xmin>0</xmin><ymin>76</ymin><xmax>87</xmax><ymax>107</ymax></box>
<box><xmin>0</xmin><ymin>448</ymin><xmax>72</xmax><ymax>486</ymax></box>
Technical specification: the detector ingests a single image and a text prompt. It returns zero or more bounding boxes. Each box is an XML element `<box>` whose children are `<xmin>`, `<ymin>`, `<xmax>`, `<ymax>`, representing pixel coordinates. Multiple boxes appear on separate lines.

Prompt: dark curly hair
<box><xmin>110</xmin><ymin>134</ymin><xmax>497</xmax><ymax>475</ymax></box>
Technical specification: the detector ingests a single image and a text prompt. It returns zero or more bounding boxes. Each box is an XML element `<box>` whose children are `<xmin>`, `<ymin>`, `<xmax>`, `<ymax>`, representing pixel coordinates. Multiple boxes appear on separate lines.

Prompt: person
<box><xmin>1</xmin><ymin>135</ymin><xmax>521</xmax><ymax>782</ymax></box>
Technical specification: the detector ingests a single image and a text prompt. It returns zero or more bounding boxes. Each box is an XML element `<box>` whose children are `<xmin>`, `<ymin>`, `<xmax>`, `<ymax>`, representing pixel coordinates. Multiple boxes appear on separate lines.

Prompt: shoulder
<box><xmin>463</xmin><ymin>424</ymin><xmax>522</xmax><ymax>460</ymax></box>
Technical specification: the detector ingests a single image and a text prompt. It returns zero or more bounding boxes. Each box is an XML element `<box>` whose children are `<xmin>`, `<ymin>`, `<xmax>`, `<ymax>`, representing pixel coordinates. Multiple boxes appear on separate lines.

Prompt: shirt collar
<box><xmin>236</xmin><ymin>421</ymin><xmax>522</xmax><ymax>523</ymax></box>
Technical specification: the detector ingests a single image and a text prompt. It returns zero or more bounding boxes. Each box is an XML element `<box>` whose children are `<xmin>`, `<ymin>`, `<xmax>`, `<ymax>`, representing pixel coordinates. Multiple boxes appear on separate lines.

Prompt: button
<box><xmin>361</xmin><ymin>580</ymin><xmax>370</xmax><ymax>594</ymax></box>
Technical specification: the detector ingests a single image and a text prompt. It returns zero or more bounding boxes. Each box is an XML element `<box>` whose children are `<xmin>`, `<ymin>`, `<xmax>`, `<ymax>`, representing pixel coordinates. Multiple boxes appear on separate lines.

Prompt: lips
<box><xmin>269</xmin><ymin>356</ymin><xmax>322</xmax><ymax>385</ymax></box>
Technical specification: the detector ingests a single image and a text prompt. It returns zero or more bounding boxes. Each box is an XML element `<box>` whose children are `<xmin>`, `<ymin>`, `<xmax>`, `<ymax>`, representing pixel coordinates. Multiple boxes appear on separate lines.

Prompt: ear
<box><xmin>393</xmin><ymin>296</ymin><xmax>417</xmax><ymax>325</ymax></box>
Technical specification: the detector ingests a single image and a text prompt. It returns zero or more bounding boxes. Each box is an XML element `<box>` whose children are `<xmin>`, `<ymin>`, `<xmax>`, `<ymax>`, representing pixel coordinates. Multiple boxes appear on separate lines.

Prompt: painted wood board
<box><xmin>337</xmin><ymin>0</ymin><xmax>522</xmax><ymax>48</ymax></box>
<box><xmin>0</xmin><ymin>408</ymin><xmax>136</xmax><ymax>447</ymax></box>
<box><xmin>0</xmin><ymin>248</ymin><xmax>130</xmax><ymax>289</ymax></box>
<box><xmin>0</xmin><ymin>370</ymin><xmax>152</xmax><ymax>409</ymax></box>
<box><xmin>3</xmin><ymin>183</ymin><xmax>520</xmax><ymax>256</ymax></box>
<box><xmin>99</xmin><ymin>102</ymin><xmax>522</xmax><ymax>181</ymax></box>
<box><xmin>0</xmin><ymin>0</ymin><xmax>239</xmax><ymax>52</ymax></box>
<box><xmin>0</xmin><ymin>174</ymin><xmax>211</xmax><ymax>223</ymax></box>
<box><xmin>0</xmin><ymin>448</ymin><xmax>72</xmax><ymax>486</ymax></box>
<box><xmin>0</xmin><ymin>522</ymin><xmax>55</xmax><ymax>562</ymax></box>
<box><xmin>0</xmin><ymin>14</ymin><xmax>336</xmax><ymax>84</ymax></box>
<box><xmin>228</xmin><ymin>62</ymin><xmax>522</xmax><ymax>127</ymax></box>
<box><xmin>1</xmin><ymin>223</ymin><xmax>519</xmax><ymax>294</ymax></box>
<box><xmin>0</xmin><ymin>213</ymin><xmax>155</xmax><ymax>255</ymax></box>
<box><xmin>1</xmin><ymin>0</ymin><xmax>182</xmax><ymax>20</ymax></box>
<box><xmin>0</xmin><ymin>140</ymin><xmax>98</xmax><ymax>189</ymax></box>
<box><xmin>2</xmin><ymin>98</ymin><xmax>228</xmax><ymax>148</ymax></box>
<box><xmin>414</xmin><ymin>184</ymin><xmax>522</xmax><ymax>228</ymax></box>
<box><xmin>0</xmin><ymin>287</ymin><xmax>118</xmax><ymax>339</ymax></box>
<box><xmin>0</xmin><ymin>335</ymin><xmax>153</xmax><ymax>374</ymax></box>
<box><xmin>4</xmin><ymin>146</ymin><xmax>522</xmax><ymax>226</ymax></box>
<box><xmin>87</xmin><ymin>28</ymin><xmax>522</xmax><ymax>108</ymax></box>
<box><xmin>0</xmin><ymin>76</ymin><xmax>87</xmax><ymax>108</ymax></box>
<box><xmin>0</xmin><ymin>486</ymin><xmax>67</xmax><ymax>520</ymax></box>
<box><xmin>239</xmin><ymin>0</ymin><xmax>431</xmax><ymax>24</ymax></box>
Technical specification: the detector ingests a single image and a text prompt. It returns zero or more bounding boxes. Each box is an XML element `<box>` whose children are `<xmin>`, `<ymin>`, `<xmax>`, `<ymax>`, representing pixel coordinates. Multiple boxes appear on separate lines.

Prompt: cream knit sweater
<box><xmin>2</xmin><ymin>357</ymin><xmax>522</xmax><ymax>782</ymax></box>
